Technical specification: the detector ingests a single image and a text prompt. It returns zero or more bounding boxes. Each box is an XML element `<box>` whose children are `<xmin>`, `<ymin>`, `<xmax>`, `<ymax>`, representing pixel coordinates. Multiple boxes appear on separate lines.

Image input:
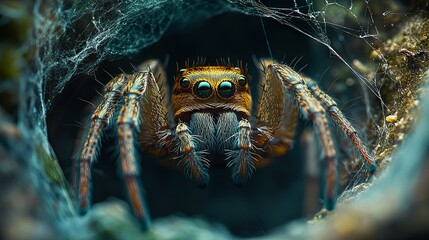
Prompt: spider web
<box><xmin>24</xmin><ymin>0</ymin><xmax>404</xmax><ymax>226</ymax></box>
<box><xmin>28</xmin><ymin>0</ymin><xmax>390</xmax><ymax>134</ymax></box>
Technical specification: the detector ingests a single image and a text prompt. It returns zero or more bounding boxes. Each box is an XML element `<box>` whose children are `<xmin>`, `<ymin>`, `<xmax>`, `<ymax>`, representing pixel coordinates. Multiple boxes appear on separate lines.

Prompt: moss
<box><xmin>311</xmin><ymin>15</ymin><xmax>429</xmax><ymax>223</ymax></box>
<box><xmin>35</xmin><ymin>144</ymin><xmax>69</xmax><ymax>189</ymax></box>
<box><xmin>0</xmin><ymin>1</ymin><xmax>32</xmax><ymax>114</ymax></box>
<box><xmin>369</xmin><ymin>16</ymin><xmax>429</xmax><ymax>167</ymax></box>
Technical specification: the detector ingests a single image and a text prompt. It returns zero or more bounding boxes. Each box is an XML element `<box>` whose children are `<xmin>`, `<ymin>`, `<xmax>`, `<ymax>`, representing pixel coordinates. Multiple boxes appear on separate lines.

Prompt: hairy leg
<box><xmin>268</xmin><ymin>64</ymin><xmax>337</xmax><ymax>210</ymax></box>
<box><xmin>304</xmin><ymin>78</ymin><xmax>377</xmax><ymax>170</ymax></box>
<box><xmin>227</xmin><ymin>118</ymin><xmax>256</xmax><ymax>186</ymax></box>
<box><xmin>116</xmin><ymin>71</ymin><xmax>152</xmax><ymax>228</ymax></box>
<box><xmin>77</xmin><ymin>74</ymin><xmax>127</xmax><ymax>214</ymax></box>
<box><xmin>174</xmin><ymin>121</ymin><xmax>210</xmax><ymax>187</ymax></box>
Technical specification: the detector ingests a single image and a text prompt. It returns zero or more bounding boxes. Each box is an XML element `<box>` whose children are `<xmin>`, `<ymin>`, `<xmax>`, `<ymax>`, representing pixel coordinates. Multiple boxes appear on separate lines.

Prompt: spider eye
<box><xmin>218</xmin><ymin>81</ymin><xmax>235</xmax><ymax>98</ymax></box>
<box><xmin>194</xmin><ymin>81</ymin><xmax>212</xmax><ymax>98</ymax></box>
<box><xmin>238</xmin><ymin>76</ymin><xmax>247</xmax><ymax>86</ymax></box>
<box><xmin>180</xmin><ymin>77</ymin><xmax>190</xmax><ymax>88</ymax></box>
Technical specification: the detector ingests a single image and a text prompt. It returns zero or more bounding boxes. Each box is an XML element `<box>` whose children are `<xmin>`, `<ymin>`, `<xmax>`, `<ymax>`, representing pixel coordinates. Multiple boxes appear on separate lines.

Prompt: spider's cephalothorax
<box><xmin>76</xmin><ymin>59</ymin><xmax>377</xmax><ymax>229</ymax></box>
<box><xmin>172</xmin><ymin>66</ymin><xmax>252</xmax><ymax>121</ymax></box>
<box><xmin>170</xmin><ymin>66</ymin><xmax>254</xmax><ymax>174</ymax></box>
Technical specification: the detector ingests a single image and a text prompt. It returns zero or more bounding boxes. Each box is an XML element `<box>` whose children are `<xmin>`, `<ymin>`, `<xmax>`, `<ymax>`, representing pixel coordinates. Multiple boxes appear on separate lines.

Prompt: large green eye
<box><xmin>180</xmin><ymin>77</ymin><xmax>190</xmax><ymax>88</ymax></box>
<box><xmin>218</xmin><ymin>81</ymin><xmax>235</xmax><ymax>98</ymax></box>
<box><xmin>194</xmin><ymin>81</ymin><xmax>212</xmax><ymax>98</ymax></box>
<box><xmin>238</xmin><ymin>76</ymin><xmax>247</xmax><ymax>86</ymax></box>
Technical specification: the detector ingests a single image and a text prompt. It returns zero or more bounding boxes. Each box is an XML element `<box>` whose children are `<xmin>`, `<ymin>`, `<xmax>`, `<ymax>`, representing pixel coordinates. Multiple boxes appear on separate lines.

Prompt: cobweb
<box><xmin>24</xmin><ymin>0</ymin><xmax>395</xmax><ymax>226</ymax></box>
<box><xmin>28</xmin><ymin>0</ymin><xmax>385</xmax><ymax>133</ymax></box>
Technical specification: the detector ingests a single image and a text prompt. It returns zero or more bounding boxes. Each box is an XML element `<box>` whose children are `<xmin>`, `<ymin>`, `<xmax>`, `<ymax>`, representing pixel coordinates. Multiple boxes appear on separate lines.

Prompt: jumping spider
<box><xmin>76</xmin><ymin>59</ymin><xmax>377</xmax><ymax>228</ymax></box>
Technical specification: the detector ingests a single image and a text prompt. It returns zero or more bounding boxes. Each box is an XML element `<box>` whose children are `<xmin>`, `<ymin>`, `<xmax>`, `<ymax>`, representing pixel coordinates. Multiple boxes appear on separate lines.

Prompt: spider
<box><xmin>76</xmin><ymin>59</ymin><xmax>377</xmax><ymax>229</ymax></box>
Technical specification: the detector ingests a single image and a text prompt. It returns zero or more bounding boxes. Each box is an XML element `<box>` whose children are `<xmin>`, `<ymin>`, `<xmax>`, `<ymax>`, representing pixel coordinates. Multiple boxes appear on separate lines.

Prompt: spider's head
<box><xmin>172</xmin><ymin>66</ymin><xmax>252</xmax><ymax>122</ymax></box>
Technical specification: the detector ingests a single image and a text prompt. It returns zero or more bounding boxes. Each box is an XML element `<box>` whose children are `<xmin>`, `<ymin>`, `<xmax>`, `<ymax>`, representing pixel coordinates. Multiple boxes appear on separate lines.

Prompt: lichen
<box><xmin>313</xmin><ymin>14</ymin><xmax>429</xmax><ymax>223</ymax></box>
<box><xmin>370</xmin><ymin>16</ymin><xmax>429</xmax><ymax>168</ymax></box>
<box><xmin>35</xmin><ymin>143</ymin><xmax>70</xmax><ymax>191</ymax></box>
<box><xmin>0</xmin><ymin>1</ymin><xmax>32</xmax><ymax>114</ymax></box>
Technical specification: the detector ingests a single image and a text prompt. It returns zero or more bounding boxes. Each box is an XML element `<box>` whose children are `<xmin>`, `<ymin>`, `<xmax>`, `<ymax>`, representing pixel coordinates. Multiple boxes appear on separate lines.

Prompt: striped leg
<box><xmin>175</xmin><ymin>122</ymin><xmax>210</xmax><ymax>188</ymax></box>
<box><xmin>77</xmin><ymin>59</ymin><xmax>169</xmax><ymax>229</ymax></box>
<box><xmin>304</xmin><ymin>78</ymin><xmax>377</xmax><ymax>170</ymax></box>
<box><xmin>227</xmin><ymin>119</ymin><xmax>256</xmax><ymax>186</ymax></box>
<box><xmin>78</xmin><ymin>74</ymin><xmax>127</xmax><ymax>214</ymax></box>
<box><xmin>268</xmin><ymin>64</ymin><xmax>337</xmax><ymax>210</ymax></box>
<box><xmin>116</xmin><ymin>70</ymin><xmax>158</xmax><ymax>229</ymax></box>
<box><xmin>116</xmin><ymin>59</ymin><xmax>169</xmax><ymax>228</ymax></box>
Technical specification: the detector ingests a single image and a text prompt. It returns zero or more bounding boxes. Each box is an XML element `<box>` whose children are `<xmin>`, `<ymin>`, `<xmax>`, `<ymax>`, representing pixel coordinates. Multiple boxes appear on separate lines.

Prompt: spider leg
<box><xmin>227</xmin><ymin>119</ymin><xmax>256</xmax><ymax>186</ymax></box>
<box><xmin>78</xmin><ymin>74</ymin><xmax>127</xmax><ymax>214</ymax></box>
<box><xmin>267</xmin><ymin>64</ymin><xmax>337</xmax><ymax>210</ymax></box>
<box><xmin>115</xmin><ymin>71</ymin><xmax>155</xmax><ymax>229</ymax></box>
<box><xmin>304</xmin><ymin>78</ymin><xmax>377</xmax><ymax>170</ymax></box>
<box><xmin>78</xmin><ymin>59</ymin><xmax>170</xmax><ymax>229</ymax></box>
<box><xmin>174</xmin><ymin>122</ymin><xmax>210</xmax><ymax>187</ymax></box>
<box><xmin>116</xmin><ymin>60</ymin><xmax>172</xmax><ymax>228</ymax></box>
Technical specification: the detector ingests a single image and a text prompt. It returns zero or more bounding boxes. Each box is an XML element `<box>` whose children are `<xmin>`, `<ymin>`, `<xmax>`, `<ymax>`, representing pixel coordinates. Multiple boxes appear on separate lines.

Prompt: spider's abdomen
<box><xmin>188</xmin><ymin>111</ymin><xmax>239</xmax><ymax>167</ymax></box>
